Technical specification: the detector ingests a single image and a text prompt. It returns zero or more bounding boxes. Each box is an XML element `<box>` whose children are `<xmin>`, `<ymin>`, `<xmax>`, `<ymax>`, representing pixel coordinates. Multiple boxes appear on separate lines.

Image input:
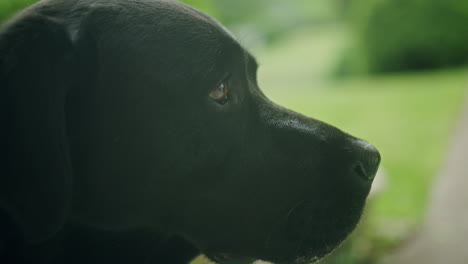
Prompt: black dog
<box><xmin>0</xmin><ymin>0</ymin><xmax>380</xmax><ymax>263</ymax></box>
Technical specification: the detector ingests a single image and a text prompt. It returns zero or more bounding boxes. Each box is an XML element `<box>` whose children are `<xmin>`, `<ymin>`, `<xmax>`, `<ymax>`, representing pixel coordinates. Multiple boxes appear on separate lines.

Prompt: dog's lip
<box><xmin>291</xmin><ymin>238</ymin><xmax>346</xmax><ymax>264</ymax></box>
<box><xmin>207</xmin><ymin>253</ymin><xmax>256</xmax><ymax>264</ymax></box>
<box><xmin>205</xmin><ymin>235</ymin><xmax>339</xmax><ymax>264</ymax></box>
<box><xmin>204</xmin><ymin>198</ymin><xmax>365</xmax><ymax>264</ymax></box>
<box><xmin>268</xmin><ymin>200</ymin><xmax>364</xmax><ymax>263</ymax></box>
<box><xmin>208</xmin><ymin>253</ymin><xmax>231</xmax><ymax>262</ymax></box>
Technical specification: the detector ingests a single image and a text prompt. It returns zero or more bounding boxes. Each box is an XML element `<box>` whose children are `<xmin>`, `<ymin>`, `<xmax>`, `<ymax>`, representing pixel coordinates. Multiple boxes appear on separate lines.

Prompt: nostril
<box><xmin>353</xmin><ymin>162</ymin><xmax>369</xmax><ymax>180</ymax></box>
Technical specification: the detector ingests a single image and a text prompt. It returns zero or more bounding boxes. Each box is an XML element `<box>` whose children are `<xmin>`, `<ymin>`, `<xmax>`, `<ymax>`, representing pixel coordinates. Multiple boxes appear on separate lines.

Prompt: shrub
<box><xmin>358</xmin><ymin>0</ymin><xmax>468</xmax><ymax>73</ymax></box>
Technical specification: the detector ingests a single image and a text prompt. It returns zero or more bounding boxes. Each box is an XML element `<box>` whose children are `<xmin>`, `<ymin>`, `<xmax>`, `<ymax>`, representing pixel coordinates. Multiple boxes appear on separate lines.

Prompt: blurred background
<box><xmin>2</xmin><ymin>0</ymin><xmax>467</xmax><ymax>263</ymax></box>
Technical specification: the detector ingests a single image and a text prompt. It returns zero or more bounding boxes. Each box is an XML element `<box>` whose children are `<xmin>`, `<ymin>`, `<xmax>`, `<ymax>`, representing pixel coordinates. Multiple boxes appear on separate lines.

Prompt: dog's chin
<box><xmin>206</xmin><ymin>224</ymin><xmax>356</xmax><ymax>264</ymax></box>
<box><xmin>268</xmin><ymin>229</ymin><xmax>352</xmax><ymax>264</ymax></box>
<box><xmin>285</xmin><ymin>234</ymin><xmax>350</xmax><ymax>264</ymax></box>
<box><xmin>207</xmin><ymin>201</ymin><xmax>364</xmax><ymax>264</ymax></box>
<box><xmin>210</xmin><ymin>235</ymin><xmax>349</xmax><ymax>264</ymax></box>
<box><xmin>207</xmin><ymin>242</ymin><xmax>339</xmax><ymax>264</ymax></box>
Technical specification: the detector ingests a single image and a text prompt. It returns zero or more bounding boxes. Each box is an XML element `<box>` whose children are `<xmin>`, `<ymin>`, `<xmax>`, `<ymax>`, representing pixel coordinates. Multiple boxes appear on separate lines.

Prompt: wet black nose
<box><xmin>351</xmin><ymin>140</ymin><xmax>381</xmax><ymax>181</ymax></box>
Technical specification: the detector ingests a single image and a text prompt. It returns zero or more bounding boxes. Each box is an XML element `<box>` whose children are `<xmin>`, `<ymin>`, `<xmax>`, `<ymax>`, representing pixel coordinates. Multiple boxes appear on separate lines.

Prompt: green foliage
<box><xmin>182</xmin><ymin>0</ymin><xmax>468</xmax><ymax>75</ymax></box>
<box><xmin>0</xmin><ymin>0</ymin><xmax>38</xmax><ymax>23</ymax></box>
<box><xmin>356</xmin><ymin>0</ymin><xmax>468</xmax><ymax>73</ymax></box>
<box><xmin>180</xmin><ymin>0</ymin><xmax>341</xmax><ymax>45</ymax></box>
<box><xmin>177</xmin><ymin>0</ymin><xmax>217</xmax><ymax>18</ymax></box>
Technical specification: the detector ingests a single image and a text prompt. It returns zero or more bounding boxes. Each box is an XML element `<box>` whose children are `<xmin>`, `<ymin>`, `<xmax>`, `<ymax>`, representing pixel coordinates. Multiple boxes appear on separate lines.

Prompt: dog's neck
<box><xmin>9</xmin><ymin>221</ymin><xmax>200</xmax><ymax>264</ymax></box>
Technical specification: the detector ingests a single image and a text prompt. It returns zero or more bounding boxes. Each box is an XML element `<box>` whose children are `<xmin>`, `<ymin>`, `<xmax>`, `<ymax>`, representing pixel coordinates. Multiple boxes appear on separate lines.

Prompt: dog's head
<box><xmin>0</xmin><ymin>0</ymin><xmax>380</xmax><ymax>263</ymax></box>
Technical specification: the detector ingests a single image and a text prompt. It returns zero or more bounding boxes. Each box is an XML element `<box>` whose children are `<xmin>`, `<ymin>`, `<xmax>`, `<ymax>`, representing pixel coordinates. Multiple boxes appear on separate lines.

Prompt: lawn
<box><xmin>192</xmin><ymin>26</ymin><xmax>467</xmax><ymax>264</ymax></box>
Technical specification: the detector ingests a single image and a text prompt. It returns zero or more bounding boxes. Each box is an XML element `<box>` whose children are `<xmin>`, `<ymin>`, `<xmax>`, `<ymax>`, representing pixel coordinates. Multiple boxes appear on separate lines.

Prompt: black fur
<box><xmin>0</xmin><ymin>0</ymin><xmax>380</xmax><ymax>263</ymax></box>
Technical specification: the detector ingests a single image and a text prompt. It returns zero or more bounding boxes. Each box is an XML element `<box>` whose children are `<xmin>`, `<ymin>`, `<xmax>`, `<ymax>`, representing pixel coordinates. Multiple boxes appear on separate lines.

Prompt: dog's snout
<box><xmin>351</xmin><ymin>140</ymin><xmax>381</xmax><ymax>181</ymax></box>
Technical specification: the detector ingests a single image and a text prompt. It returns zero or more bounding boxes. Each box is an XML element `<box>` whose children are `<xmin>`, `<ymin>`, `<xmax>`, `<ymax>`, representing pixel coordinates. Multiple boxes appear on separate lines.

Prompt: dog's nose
<box><xmin>350</xmin><ymin>140</ymin><xmax>381</xmax><ymax>181</ymax></box>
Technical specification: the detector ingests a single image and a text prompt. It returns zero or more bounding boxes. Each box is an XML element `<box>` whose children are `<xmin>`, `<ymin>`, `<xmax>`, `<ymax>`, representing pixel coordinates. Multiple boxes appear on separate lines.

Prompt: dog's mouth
<box><xmin>206</xmin><ymin>199</ymin><xmax>365</xmax><ymax>264</ymax></box>
<box><xmin>271</xmin><ymin>200</ymin><xmax>364</xmax><ymax>264</ymax></box>
<box><xmin>207</xmin><ymin>253</ymin><xmax>256</xmax><ymax>264</ymax></box>
<box><xmin>206</xmin><ymin>239</ymin><xmax>341</xmax><ymax>264</ymax></box>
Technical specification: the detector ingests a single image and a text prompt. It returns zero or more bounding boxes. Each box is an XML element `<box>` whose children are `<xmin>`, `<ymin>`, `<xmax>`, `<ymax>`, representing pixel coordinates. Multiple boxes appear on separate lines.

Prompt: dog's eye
<box><xmin>209</xmin><ymin>81</ymin><xmax>229</xmax><ymax>105</ymax></box>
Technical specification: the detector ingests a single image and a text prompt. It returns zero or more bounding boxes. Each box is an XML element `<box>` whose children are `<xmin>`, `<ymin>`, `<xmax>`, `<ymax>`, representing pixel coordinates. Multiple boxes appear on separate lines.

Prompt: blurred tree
<box><xmin>355</xmin><ymin>0</ymin><xmax>468</xmax><ymax>73</ymax></box>
<box><xmin>334</xmin><ymin>0</ymin><xmax>354</xmax><ymax>18</ymax></box>
<box><xmin>178</xmin><ymin>0</ymin><xmax>217</xmax><ymax>18</ymax></box>
<box><xmin>181</xmin><ymin>0</ymin><xmax>340</xmax><ymax>45</ymax></box>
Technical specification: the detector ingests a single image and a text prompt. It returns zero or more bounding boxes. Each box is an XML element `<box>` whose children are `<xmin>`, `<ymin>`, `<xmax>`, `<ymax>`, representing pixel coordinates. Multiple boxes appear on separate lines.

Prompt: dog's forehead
<box><xmin>78</xmin><ymin>0</ymin><xmax>242</xmax><ymax>83</ymax></box>
<box><xmin>86</xmin><ymin>0</ymin><xmax>234</xmax><ymax>46</ymax></box>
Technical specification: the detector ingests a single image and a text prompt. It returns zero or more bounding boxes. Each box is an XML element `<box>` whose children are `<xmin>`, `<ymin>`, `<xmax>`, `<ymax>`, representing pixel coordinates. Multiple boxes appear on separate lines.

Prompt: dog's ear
<box><xmin>0</xmin><ymin>11</ymin><xmax>75</xmax><ymax>243</ymax></box>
